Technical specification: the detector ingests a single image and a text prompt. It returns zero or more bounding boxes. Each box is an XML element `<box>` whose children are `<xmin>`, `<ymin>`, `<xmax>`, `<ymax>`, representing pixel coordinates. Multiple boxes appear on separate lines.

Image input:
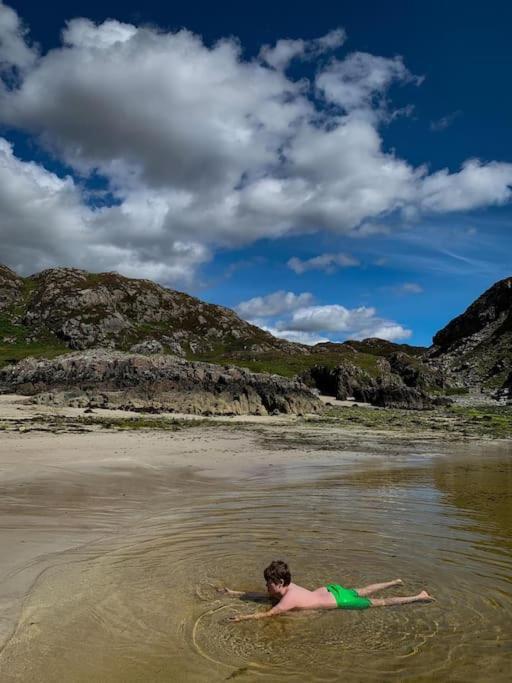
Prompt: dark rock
<box><xmin>432</xmin><ymin>277</ymin><xmax>512</xmax><ymax>352</ymax></box>
<box><xmin>388</xmin><ymin>352</ymin><xmax>444</xmax><ymax>389</ymax></box>
<box><xmin>300</xmin><ymin>362</ymin><xmax>375</xmax><ymax>401</ymax></box>
<box><xmin>427</xmin><ymin>276</ymin><xmax>512</xmax><ymax>388</ymax></box>
<box><xmin>363</xmin><ymin>384</ymin><xmax>439</xmax><ymax>410</ymax></box>
<box><xmin>0</xmin><ymin>350</ymin><xmax>322</xmax><ymax>416</ymax></box>
<box><xmin>300</xmin><ymin>361</ymin><xmax>438</xmax><ymax>410</ymax></box>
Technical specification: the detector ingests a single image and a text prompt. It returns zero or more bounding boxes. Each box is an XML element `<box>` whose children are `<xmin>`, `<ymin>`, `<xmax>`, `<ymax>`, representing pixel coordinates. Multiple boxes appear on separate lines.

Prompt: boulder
<box><xmin>130</xmin><ymin>339</ymin><xmax>164</xmax><ymax>355</ymax></box>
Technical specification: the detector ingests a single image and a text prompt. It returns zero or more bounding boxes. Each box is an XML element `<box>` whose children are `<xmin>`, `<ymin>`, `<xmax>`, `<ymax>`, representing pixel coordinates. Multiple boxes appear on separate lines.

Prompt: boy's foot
<box><xmin>417</xmin><ymin>590</ymin><xmax>434</xmax><ymax>601</ymax></box>
<box><xmin>393</xmin><ymin>579</ymin><xmax>403</xmax><ymax>586</ymax></box>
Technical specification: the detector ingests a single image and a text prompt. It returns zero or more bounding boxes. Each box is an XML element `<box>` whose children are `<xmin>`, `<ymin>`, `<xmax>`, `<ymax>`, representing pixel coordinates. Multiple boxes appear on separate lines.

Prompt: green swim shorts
<box><xmin>326</xmin><ymin>583</ymin><xmax>371</xmax><ymax>610</ymax></box>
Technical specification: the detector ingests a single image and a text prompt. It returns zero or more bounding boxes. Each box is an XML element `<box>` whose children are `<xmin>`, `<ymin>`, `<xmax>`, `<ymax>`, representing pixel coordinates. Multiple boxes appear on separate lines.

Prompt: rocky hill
<box><xmin>0</xmin><ymin>263</ymin><xmax>442</xmax><ymax>411</ymax></box>
<box><xmin>1</xmin><ymin>263</ymin><xmax>510</xmax><ymax>407</ymax></box>
<box><xmin>0</xmin><ymin>265</ymin><xmax>302</xmax><ymax>363</ymax></box>
<box><xmin>427</xmin><ymin>276</ymin><xmax>512</xmax><ymax>389</ymax></box>
<box><xmin>0</xmin><ymin>265</ymin><xmax>428</xmax><ymax>378</ymax></box>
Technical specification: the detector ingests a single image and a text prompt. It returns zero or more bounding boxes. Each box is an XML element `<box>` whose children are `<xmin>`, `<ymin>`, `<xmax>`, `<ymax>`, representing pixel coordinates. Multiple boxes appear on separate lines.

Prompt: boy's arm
<box><xmin>218</xmin><ymin>587</ymin><xmax>269</xmax><ymax>600</ymax></box>
<box><xmin>230</xmin><ymin>597</ymin><xmax>295</xmax><ymax>622</ymax></box>
<box><xmin>217</xmin><ymin>587</ymin><xmax>245</xmax><ymax>596</ymax></box>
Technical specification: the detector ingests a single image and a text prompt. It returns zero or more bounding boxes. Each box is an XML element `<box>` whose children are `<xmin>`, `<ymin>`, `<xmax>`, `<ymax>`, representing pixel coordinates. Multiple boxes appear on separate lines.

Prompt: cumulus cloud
<box><xmin>285</xmin><ymin>304</ymin><xmax>372</xmax><ymax>332</ymax></box>
<box><xmin>419</xmin><ymin>160</ymin><xmax>512</xmax><ymax>212</ymax></box>
<box><xmin>281</xmin><ymin>304</ymin><xmax>411</xmax><ymax>340</ymax></box>
<box><xmin>0</xmin><ymin>4</ymin><xmax>511</xmax><ymax>285</ymax></box>
<box><xmin>0</xmin><ymin>138</ymin><xmax>209</xmax><ymax>281</ymax></box>
<box><xmin>237</xmin><ymin>290</ymin><xmax>314</xmax><ymax>317</ymax></box>
<box><xmin>237</xmin><ymin>291</ymin><xmax>412</xmax><ymax>343</ymax></box>
<box><xmin>287</xmin><ymin>252</ymin><xmax>359</xmax><ymax>274</ymax></box>
<box><xmin>0</xmin><ymin>1</ymin><xmax>36</xmax><ymax>73</ymax></box>
<box><xmin>258</xmin><ymin>325</ymin><xmax>329</xmax><ymax>346</ymax></box>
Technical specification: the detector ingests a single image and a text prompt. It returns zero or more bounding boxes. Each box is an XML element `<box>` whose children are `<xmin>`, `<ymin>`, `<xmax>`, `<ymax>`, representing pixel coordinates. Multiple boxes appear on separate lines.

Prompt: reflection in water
<box><xmin>1</xmin><ymin>448</ymin><xmax>511</xmax><ymax>681</ymax></box>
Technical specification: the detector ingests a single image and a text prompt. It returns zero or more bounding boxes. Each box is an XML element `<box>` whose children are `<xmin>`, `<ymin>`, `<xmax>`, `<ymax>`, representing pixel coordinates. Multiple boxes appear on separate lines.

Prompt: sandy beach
<box><xmin>1</xmin><ymin>396</ymin><xmax>511</xmax><ymax>681</ymax></box>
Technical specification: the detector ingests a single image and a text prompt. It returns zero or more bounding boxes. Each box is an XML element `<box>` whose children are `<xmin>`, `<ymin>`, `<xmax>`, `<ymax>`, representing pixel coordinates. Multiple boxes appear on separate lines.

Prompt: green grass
<box><xmin>0</xmin><ymin>341</ymin><xmax>69</xmax><ymax>368</ymax></box>
<box><xmin>21</xmin><ymin>278</ymin><xmax>37</xmax><ymax>295</ymax></box>
<box><xmin>307</xmin><ymin>404</ymin><xmax>512</xmax><ymax>439</ymax></box>
<box><xmin>189</xmin><ymin>349</ymin><xmax>381</xmax><ymax>378</ymax></box>
<box><xmin>448</xmin><ymin>405</ymin><xmax>512</xmax><ymax>438</ymax></box>
<box><xmin>0</xmin><ymin>314</ymin><xmax>26</xmax><ymax>341</ymax></box>
<box><xmin>77</xmin><ymin>415</ymin><xmax>209</xmax><ymax>430</ymax></box>
<box><xmin>0</xmin><ymin>413</ymin><xmax>236</xmax><ymax>433</ymax></box>
<box><xmin>436</xmin><ymin>387</ymin><xmax>470</xmax><ymax>396</ymax></box>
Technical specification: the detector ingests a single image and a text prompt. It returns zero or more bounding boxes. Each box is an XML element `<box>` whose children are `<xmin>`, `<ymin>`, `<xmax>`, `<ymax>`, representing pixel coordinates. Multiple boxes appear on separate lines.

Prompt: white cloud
<box><xmin>284</xmin><ymin>304</ymin><xmax>375</xmax><ymax>332</ymax></box>
<box><xmin>259</xmin><ymin>38</ymin><xmax>306</xmax><ymax>71</ymax></box>
<box><xmin>0</xmin><ymin>1</ymin><xmax>36</xmax><ymax>72</ymax></box>
<box><xmin>237</xmin><ymin>290</ymin><xmax>314</xmax><ymax>317</ymax></box>
<box><xmin>0</xmin><ymin>138</ymin><xmax>209</xmax><ymax>282</ymax></box>
<box><xmin>316</xmin><ymin>52</ymin><xmax>420</xmax><ymax>116</ymax></box>
<box><xmin>62</xmin><ymin>17</ymin><xmax>137</xmax><ymax>49</ymax></box>
<box><xmin>254</xmin><ymin>301</ymin><xmax>412</xmax><ymax>342</ymax></box>
<box><xmin>236</xmin><ymin>289</ymin><xmax>412</xmax><ymax>343</ymax></box>
<box><xmin>288</xmin><ymin>252</ymin><xmax>359</xmax><ymax>274</ymax></box>
<box><xmin>258</xmin><ymin>325</ymin><xmax>329</xmax><ymax>346</ymax></box>
<box><xmin>348</xmin><ymin>222</ymin><xmax>391</xmax><ymax>238</ymax></box>
<box><xmin>316</xmin><ymin>28</ymin><xmax>346</xmax><ymax>51</ymax></box>
<box><xmin>430</xmin><ymin>111</ymin><xmax>461</xmax><ymax>132</ymax></box>
<box><xmin>0</xmin><ymin>4</ymin><xmax>511</xmax><ymax>285</ymax></box>
<box><xmin>419</xmin><ymin>159</ymin><xmax>512</xmax><ymax>212</ymax></box>
<box><xmin>357</xmin><ymin>321</ymin><xmax>412</xmax><ymax>341</ymax></box>
<box><xmin>259</xmin><ymin>28</ymin><xmax>345</xmax><ymax>71</ymax></box>
<box><xmin>280</xmin><ymin>303</ymin><xmax>412</xmax><ymax>341</ymax></box>
<box><xmin>399</xmin><ymin>282</ymin><xmax>423</xmax><ymax>294</ymax></box>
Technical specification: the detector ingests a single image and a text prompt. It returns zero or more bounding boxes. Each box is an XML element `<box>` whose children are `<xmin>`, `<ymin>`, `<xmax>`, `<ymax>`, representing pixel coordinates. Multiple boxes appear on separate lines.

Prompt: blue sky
<box><xmin>0</xmin><ymin>0</ymin><xmax>511</xmax><ymax>346</ymax></box>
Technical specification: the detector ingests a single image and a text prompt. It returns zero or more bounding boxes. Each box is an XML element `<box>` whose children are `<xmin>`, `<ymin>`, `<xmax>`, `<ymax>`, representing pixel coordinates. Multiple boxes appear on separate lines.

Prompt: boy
<box><xmin>220</xmin><ymin>560</ymin><xmax>433</xmax><ymax>622</ymax></box>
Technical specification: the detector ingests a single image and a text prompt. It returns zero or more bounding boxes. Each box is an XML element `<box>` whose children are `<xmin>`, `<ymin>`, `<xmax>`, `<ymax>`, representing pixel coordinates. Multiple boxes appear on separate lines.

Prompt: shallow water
<box><xmin>1</xmin><ymin>442</ymin><xmax>511</xmax><ymax>681</ymax></box>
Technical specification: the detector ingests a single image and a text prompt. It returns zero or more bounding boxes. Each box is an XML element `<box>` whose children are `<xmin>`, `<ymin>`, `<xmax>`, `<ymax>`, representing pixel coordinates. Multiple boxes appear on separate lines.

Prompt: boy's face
<box><xmin>266</xmin><ymin>580</ymin><xmax>283</xmax><ymax>597</ymax></box>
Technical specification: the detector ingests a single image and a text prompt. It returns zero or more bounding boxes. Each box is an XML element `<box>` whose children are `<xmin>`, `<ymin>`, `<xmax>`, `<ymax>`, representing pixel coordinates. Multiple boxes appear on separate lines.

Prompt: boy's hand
<box><xmin>217</xmin><ymin>587</ymin><xmax>244</xmax><ymax>596</ymax></box>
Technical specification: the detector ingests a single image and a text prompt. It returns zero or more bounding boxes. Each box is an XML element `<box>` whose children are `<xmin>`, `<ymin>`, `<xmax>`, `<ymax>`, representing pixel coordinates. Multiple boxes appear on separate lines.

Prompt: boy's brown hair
<box><xmin>264</xmin><ymin>560</ymin><xmax>291</xmax><ymax>586</ymax></box>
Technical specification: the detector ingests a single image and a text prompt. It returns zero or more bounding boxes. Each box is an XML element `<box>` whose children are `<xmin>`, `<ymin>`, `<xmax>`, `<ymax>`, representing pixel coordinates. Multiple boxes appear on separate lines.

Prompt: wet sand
<box><xmin>0</xmin><ymin>414</ymin><xmax>511</xmax><ymax>681</ymax></box>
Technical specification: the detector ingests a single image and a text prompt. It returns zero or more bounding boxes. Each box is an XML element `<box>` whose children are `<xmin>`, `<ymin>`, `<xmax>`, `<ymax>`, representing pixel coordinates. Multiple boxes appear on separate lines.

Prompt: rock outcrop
<box><xmin>0</xmin><ymin>350</ymin><xmax>322</xmax><ymax>416</ymax></box>
<box><xmin>427</xmin><ymin>276</ymin><xmax>512</xmax><ymax>389</ymax></box>
<box><xmin>388</xmin><ymin>351</ymin><xmax>445</xmax><ymax>389</ymax></box>
<box><xmin>301</xmin><ymin>362</ymin><xmax>374</xmax><ymax>402</ymax></box>
<box><xmin>0</xmin><ymin>265</ymin><xmax>23</xmax><ymax>314</ymax></box>
<box><xmin>300</xmin><ymin>361</ymin><xmax>443</xmax><ymax>410</ymax></box>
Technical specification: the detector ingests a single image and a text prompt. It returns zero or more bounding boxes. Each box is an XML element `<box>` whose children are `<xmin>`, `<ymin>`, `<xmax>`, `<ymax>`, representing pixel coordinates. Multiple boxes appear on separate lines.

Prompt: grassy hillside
<box><xmin>0</xmin><ymin>282</ymin><xmax>68</xmax><ymax>368</ymax></box>
<box><xmin>188</xmin><ymin>348</ymin><xmax>382</xmax><ymax>378</ymax></box>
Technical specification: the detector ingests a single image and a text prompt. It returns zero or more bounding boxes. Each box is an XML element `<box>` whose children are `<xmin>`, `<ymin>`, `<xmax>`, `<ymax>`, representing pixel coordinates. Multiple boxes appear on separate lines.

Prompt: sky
<box><xmin>0</xmin><ymin>0</ymin><xmax>511</xmax><ymax>347</ymax></box>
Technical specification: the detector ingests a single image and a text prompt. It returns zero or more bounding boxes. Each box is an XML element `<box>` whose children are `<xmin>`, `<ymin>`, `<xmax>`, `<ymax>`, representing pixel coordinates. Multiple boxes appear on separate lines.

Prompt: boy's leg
<box><xmin>355</xmin><ymin>579</ymin><xmax>402</xmax><ymax>597</ymax></box>
<box><xmin>369</xmin><ymin>590</ymin><xmax>433</xmax><ymax>607</ymax></box>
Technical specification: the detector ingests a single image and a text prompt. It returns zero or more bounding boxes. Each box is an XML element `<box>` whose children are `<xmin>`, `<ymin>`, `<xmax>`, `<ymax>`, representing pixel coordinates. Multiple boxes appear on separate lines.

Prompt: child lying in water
<box><xmin>220</xmin><ymin>560</ymin><xmax>433</xmax><ymax>622</ymax></box>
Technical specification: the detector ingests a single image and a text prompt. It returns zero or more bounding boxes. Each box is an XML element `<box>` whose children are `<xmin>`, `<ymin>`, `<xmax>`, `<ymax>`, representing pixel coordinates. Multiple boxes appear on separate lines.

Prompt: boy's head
<box><xmin>264</xmin><ymin>560</ymin><xmax>291</xmax><ymax>596</ymax></box>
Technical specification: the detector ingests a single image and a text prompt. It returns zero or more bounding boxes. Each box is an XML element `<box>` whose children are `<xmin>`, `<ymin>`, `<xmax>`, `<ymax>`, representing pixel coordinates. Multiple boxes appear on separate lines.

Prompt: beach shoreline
<box><xmin>1</xmin><ymin>395</ymin><xmax>511</xmax><ymax>680</ymax></box>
